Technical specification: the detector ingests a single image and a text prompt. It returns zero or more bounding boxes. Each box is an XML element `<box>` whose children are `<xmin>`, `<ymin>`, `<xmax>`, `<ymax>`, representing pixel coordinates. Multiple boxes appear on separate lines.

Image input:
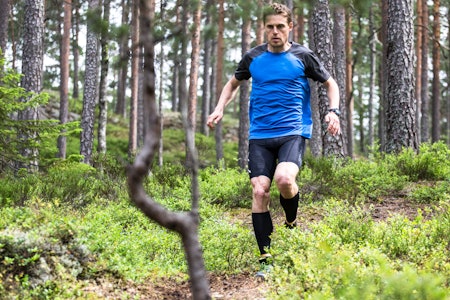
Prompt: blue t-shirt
<box><xmin>234</xmin><ymin>42</ymin><xmax>330</xmax><ymax>140</ymax></box>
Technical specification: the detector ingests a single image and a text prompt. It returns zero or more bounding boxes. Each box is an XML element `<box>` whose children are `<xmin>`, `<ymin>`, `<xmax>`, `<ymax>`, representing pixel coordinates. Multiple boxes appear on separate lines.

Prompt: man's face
<box><xmin>264</xmin><ymin>14</ymin><xmax>293</xmax><ymax>52</ymax></box>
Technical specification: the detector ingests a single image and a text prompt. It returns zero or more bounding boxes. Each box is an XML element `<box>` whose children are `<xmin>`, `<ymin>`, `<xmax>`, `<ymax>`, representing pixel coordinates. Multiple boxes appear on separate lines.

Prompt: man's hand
<box><xmin>207</xmin><ymin>110</ymin><xmax>223</xmax><ymax>129</ymax></box>
<box><xmin>325</xmin><ymin>112</ymin><xmax>340</xmax><ymax>136</ymax></box>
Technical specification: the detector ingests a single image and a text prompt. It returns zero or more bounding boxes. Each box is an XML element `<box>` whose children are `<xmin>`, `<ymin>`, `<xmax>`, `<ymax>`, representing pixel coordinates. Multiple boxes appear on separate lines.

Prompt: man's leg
<box><xmin>274</xmin><ymin>162</ymin><xmax>300</xmax><ymax>227</ymax></box>
<box><xmin>250</xmin><ymin>175</ymin><xmax>273</xmax><ymax>260</ymax></box>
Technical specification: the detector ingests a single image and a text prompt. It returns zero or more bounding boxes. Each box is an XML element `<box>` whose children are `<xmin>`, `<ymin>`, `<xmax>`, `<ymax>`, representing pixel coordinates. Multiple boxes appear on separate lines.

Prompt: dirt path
<box><xmin>83</xmin><ymin>198</ymin><xmax>429</xmax><ymax>299</ymax></box>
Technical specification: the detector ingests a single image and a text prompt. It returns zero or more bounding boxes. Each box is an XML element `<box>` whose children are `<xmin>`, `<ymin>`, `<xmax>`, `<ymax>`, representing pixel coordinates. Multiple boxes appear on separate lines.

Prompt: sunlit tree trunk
<box><xmin>128</xmin><ymin>0</ymin><xmax>139</xmax><ymax>156</ymax></box>
<box><xmin>333</xmin><ymin>5</ymin><xmax>348</xmax><ymax>157</ymax></box>
<box><xmin>214</xmin><ymin>0</ymin><xmax>225</xmax><ymax>164</ymax></box>
<box><xmin>98</xmin><ymin>0</ymin><xmax>111</xmax><ymax>154</ymax></box>
<box><xmin>200</xmin><ymin>0</ymin><xmax>213</xmax><ymax>136</ymax></box>
<box><xmin>58</xmin><ymin>0</ymin><xmax>72</xmax><ymax>159</ymax></box>
<box><xmin>420</xmin><ymin>0</ymin><xmax>429</xmax><ymax>143</ymax></box>
<box><xmin>115</xmin><ymin>0</ymin><xmax>129</xmax><ymax>117</ymax></box>
<box><xmin>19</xmin><ymin>0</ymin><xmax>44</xmax><ymax>170</ymax></box>
<box><xmin>72</xmin><ymin>0</ymin><xmax>80</xmax><ymax>99</ymax></box>
<box><xmin>178</xmin><ymin>0</ymin><xmax>188</xmax><ymax>121</ymax></box>
<box><xmin>80</xmin><ymin>0</ymin><xmax>100</xmax><ymax>165</ymax></box>
<box><xmin>345</xmin><ymin>10</ymin><xmax>354</xmax><ymax>155</ymax></box>
<box><xmin>415</xmin><ymin>0</ymin><xmax>423</xmax><ymax>142</ymax></box>
<box><xmin>431</xmin><ymin>0</ymin><xmax>440</xmax><ymax>143</ymax></box>
<box><xmin>187</xmin><ymin>0</ymin><xmax>202</xmax><ymax>132</ymax></box>
<box><xmin>368</xmin><ymin>3</ymin><xmax>377</xmax><ymax>150</ymax></box>
<box><xmin>382</xmin><ymin>0</ymin><xmax>418</xmax><ymax>153</ymax></box>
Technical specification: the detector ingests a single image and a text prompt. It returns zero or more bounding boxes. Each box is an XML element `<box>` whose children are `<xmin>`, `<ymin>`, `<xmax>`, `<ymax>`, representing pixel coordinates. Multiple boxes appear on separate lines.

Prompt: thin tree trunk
<box><xmin>188</xmin><ymin>0</ymin><xmax>202</xmax><ymax>132</ymax></box>
<box><xmin>128</xmin><ymin>0</ymin><xmax>140</xmax><ymax>156</ymax></box>
<box><xmin>415</xmin><ymin>0</ymin><xmax>423</xmax><ymax>142</ymax></box>
<box><xmin>214</xmin><ymin>0</ymin><xmax>225</xmax><ymax>164</ymax></box>
<box><xmin>368</xmin><ymin>3</ymin><xmax>377</xmax><ymax>150</ymax></box>
<box><xmin>72</xmin><ymin>0</ymin><xmax>80</xmax><ymax>99</ymax></box>
<box><xmin>115</xmin><ymin>0</ymin><xmax>129</xmax><ymax>117</ymax></box>
<box><xmin>238</xmin><ymin>10</ymin><xmax>251</xmax><ymax>170</ymax></box>
<box><xmin>128</xmin><ymin>1</ymin><xmax>211</xmax><ymax>297</ymax></box>
<box><xmin>420</xmin><ymin>0</ymin><xmax>429</xmax><ymax>142</ymax></box>
<box><xmin>98</xmin><ymin>0</ymin><xmax>110</xmax><ymax>154</ymax></box>
<box><xmin>345</xmin><ymin>10</ymin><xmax>354</xmax><ymax>155</ymax></box>
<box><xmin>431</xmin><ymin>0</ymin><xmax>440</xmax><ymax>143</ymax></box>
<box><xmin>200</xmin><ymin>0</ymin><xmax>213</xmax><ymax>136</ymax></box>
<box><xmin>58</xmin><ymin>0</ymin><xmax>72</xmax><ymax>159</ymax></box>
<box><xmin>80</xmin><ymin>0</ymin><xmax>100</xmax><ymax>165</ymax></box>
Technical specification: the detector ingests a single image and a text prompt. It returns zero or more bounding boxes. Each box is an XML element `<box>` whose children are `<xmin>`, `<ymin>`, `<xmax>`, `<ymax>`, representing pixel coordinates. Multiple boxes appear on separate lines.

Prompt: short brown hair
<box><xmin>263</xmin><ymin>3</ymin><xmax>293</xmax><ymax>24</ymax></box>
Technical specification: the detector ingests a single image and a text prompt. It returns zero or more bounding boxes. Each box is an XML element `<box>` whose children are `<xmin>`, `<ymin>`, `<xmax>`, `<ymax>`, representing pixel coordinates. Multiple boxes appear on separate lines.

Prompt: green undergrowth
<box><xmin>0</xmin><ymin>142</ymin><xmax>450</xmax><ymax>298</ymax></box>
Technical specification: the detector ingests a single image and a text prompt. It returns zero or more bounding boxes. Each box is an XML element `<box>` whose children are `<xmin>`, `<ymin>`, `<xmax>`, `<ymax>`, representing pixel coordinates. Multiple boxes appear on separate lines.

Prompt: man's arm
<box><xmin>207</xmin><ymin>75</ymin><xmax>242</xmax><ymax>128</ymax></box>
<box><xmin>322</xmin><ymin>77</ymin><xmax>341</xmax><ymax>136</ymax></box>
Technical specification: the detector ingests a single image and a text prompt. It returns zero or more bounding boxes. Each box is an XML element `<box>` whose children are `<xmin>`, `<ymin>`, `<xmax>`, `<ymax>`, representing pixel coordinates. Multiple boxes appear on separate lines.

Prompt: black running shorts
<box><xmin>248</xmin><ymin>135</ymin><xmax>306</xmax><ymax>180</ymax></box>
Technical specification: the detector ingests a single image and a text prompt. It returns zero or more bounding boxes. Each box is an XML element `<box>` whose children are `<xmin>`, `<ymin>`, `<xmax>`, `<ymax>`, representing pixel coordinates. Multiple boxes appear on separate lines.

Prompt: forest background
<box><xmin>1</xmin><ymin>0</ymin><xmax>450</xmax><ymax>299</ymax></box>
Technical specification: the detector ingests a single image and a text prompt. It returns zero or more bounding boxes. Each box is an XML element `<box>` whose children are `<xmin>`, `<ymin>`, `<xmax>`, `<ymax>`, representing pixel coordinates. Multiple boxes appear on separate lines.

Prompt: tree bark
<box><xmin>115</xmin><ymin>0</ymin><xmax>130</xmax><ymax>117</ymax></box>
<box><xmin>188</xmin><ymin>0</ymin><xmax>202</xmax><ymax>132</ymax></box>
<box><xmin>368</xmin><ymin>4</ymin><xmax>377</xmax><ymax>150</ymax></box>
<box><xmin>415</xmin><ymin>0</ymin><xmax>423</xmax><ymax>142</ymax></box>
<box><xmin>382</xmin><ymin>0</ymin><xmax>418</xmax><ymax>153</ymax></box>
<box><xmin>97</xmin><ymin>0</ymin><xmax>111</xmax><ymax>154</ymax></box>
<box><xmin>19</xmin><ymin>0</ymin><xmax>44</xmax><ymax>170</ymax></box>
<box><xmin>431</xmin><ymin>0</ymin><xmax>440</xmax><ymax>143</ymax></box>
<box><xmin>214</xmin><ymin>0</ymin><xmax>225</xmax><ymax>164</ymax></box>
<box><xmin>332</xmin><ymin>5</ymin><xmax>348</xmax><ymax>157</ymax></box>
<box><xmin>58</xmin><ymin>0</ymin><xmax>72</xmax><ymax>159</ymax></box>
<box><xmin>72</xmin><ymin>1</ymin><xmax>80</xmax><ymax>99</ymax></box>
<box><xmin>128</xmin><ymin>0</ymin><xmax>140</xmax><ymax>156</ymax></box>
<box><xmin>310</xmin><ymin>0</ymin><xmax>345</xmax><ymax>157</ymax></box>
<box><xmin>238</xmin><ymin>5</ymin><xmax>251</xmax><ymax>170</ymax></box>
<box><xmin>420</xmin><ymin>0</ymin><xmax>429</xmax><ymax>142</ymax></box>
<box><xmin>200</xmin><ymin>0</ymin><xmax>214</xmax><ymax>136</ymax></box>
<box><xmin>80</xmin><ymin>0</ymin><xmax>100</xmax><ymax>165</ymax></box>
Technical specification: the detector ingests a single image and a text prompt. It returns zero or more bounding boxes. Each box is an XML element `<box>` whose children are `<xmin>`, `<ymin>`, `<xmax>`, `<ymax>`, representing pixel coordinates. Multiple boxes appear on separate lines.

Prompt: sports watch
<box><xmin>328</xmin><ymin>108</ymin><xmax>341</xmax><ymax>117</ymax></box>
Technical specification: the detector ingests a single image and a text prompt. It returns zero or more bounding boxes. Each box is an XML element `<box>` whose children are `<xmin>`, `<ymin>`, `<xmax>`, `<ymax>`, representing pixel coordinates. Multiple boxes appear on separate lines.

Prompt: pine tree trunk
<box><xmin>188</xmin><ymin>0</ymin><xmax>202</xmax><ymax>132</ymax></box>
<box><xmin>80</xmin><ymin>0</ymin><xmax>100</xmax><ymax>165</ymax></box>
<box><xmin>332</xmin><ymin>5</ymin><xmax>348</xmax><ymax>157</ymax></box>
<box><xmin>238</xmin><ymin>13</ymin><xmax>251</xmax><ymax>170</ymax></box>
<box><xmin>214</xmin><ymin>0</ymin><xmax>225</xmax><ymax>164</ymax></box>
<box><xmin>420</xmin><ymin>0</ymin><xmax>429</xmax><ymax>142</ymax></box>
<box><xmin>368</xmin><ymin>4</ymin><xmax>377</xmax><ymax>150</ymax></box>
<box><xmin>72</xmin><ymin>1</ymin><xmax>80</xmax><ymax>99</ymax></box>
<box><xmin>431</xmin><ymin>0</ymin><xmax>440</xmax><ymax>143</ymax></box>
<box><xmin>128</xmin><ymin>0</ymin><xmax>139</xmax><ymax>156</ymax></box>
<box><xmin>310</xmin><ymin>0</ymin><xmax>345</xmax><ymax>157</ymax></box>
<box><xmin>115</xmin><ymin>0</ymin><xmax>129</xmax><ymax>117</ymax></box>
<box><xmin>98</xmin><ymin>0</ymin><xmax>111</xmax><ymax>154</ymax></box>
<box><xmin>415</xmin><ymin>0</ymin><xmax>423</xmax><ymax>142</ymax></box>
<box><xmin>382</xmin><ymin>0</ymin><xmax>418</xmax><ymax>153</ymax></box>
<box><xmin>58</xmin><ymin>0</ymin><xmax>72</xmax><ymax>159</ymax></box>
<box><xmin>200</xmin><ymin>0</ymin><xmax>213</xmax><ymax>136</ymax></box>
<box><xmin>19</xmin><ymin>0</ymin><xmax>44</xmax><ymax>170</ymax></box>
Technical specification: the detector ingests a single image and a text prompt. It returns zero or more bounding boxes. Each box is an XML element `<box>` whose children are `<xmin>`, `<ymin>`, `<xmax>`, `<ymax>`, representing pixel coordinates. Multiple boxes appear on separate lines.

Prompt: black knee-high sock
<box><xmin>280</xmin><ymin>192</ymin><xmax>299</xmax><ymax>224</ymax></box>
<box><xmin>252</xmin><ymin>212</ymin><xmax>273</xmax><ymax>255</ymax></box>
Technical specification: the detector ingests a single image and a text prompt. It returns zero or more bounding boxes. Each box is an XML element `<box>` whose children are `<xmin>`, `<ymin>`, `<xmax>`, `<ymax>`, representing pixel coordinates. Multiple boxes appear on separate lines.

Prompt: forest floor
<box><xmin>82</xmin><ymin>196</ymin><xmax>429</xmax><ymax>300</ymax></box>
